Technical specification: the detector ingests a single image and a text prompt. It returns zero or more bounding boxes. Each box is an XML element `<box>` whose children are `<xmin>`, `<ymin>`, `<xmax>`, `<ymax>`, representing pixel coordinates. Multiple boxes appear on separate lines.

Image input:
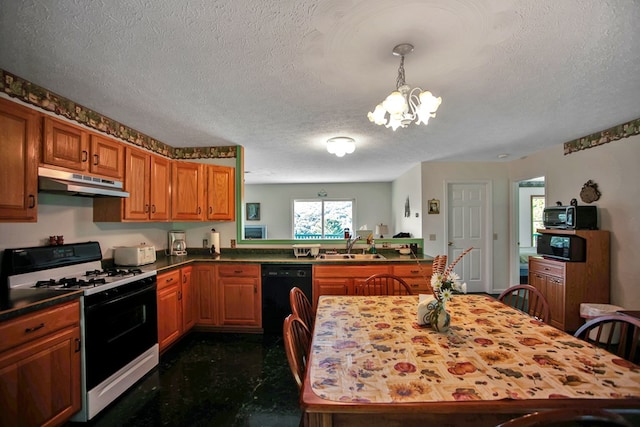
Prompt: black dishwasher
<box><xmin>261</xmin><ymin>264</ymin><xmax>313</xmax><ymax>336</ymax></box>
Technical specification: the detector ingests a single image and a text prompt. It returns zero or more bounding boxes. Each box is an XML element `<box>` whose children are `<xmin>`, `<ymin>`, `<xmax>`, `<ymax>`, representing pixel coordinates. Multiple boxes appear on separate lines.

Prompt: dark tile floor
<box><xmin>72</xmin><ymin>333</ymin><xmax>301</xmax><ymax>427</ymax></box>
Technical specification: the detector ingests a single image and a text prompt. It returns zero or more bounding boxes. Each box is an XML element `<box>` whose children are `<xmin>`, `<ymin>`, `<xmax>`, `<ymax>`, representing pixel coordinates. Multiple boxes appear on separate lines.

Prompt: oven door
<box><xmin>84</xmin><ymin>278</ymin><xmax>158</xmax><ymax>390</ymax></box>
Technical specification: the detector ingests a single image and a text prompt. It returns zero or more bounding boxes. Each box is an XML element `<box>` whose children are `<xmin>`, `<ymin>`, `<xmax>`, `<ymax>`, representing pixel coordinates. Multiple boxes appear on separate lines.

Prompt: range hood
<box><xmin>38</xmin><ymin>167</ymin><xmax>130</xmax><ymax>198</ymax></box>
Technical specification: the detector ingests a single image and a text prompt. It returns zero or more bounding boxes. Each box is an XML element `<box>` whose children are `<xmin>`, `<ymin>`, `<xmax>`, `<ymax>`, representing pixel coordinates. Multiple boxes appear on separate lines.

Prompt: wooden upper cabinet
<box><xmin>149</xmin><ymin>154</ymin><xmax>171</xmax><ymax>221</ymax></box>
<box><xmin>89</xmin><ymin>134</ymin><xmax>124</xmax><ymax>179</ymax></box>
<box><xmin>94</xmin><ymin>147</ymin><xmax>171</xmax><ymax>222</ymax></box>
<box><xmin>171</xmin><ymin>161</ymin><xmax>204</xmax><ymax>221</ymax></box>
<box><xmin>123</xmin><ymin>147</ymin><xmax>152</xmax><ymax>220</ymax></box>
<box><xmin>205</xmin><ymin>165</ymin><xmax>235</xmax><ymax>221</ymax></box>
<box><xmin>43</xmin><ymin>116</ymin><xmax>88</xmax><ymax>171</ymax></box>
<box><xmin>0</xmin><ymin>98</ymin><xmax>39</xmax><ymax>222</ymax></box>
<box><xmin>43</xmin><ymin>116</ymin><xmax>125</xmax><ymax>180</ymax></box>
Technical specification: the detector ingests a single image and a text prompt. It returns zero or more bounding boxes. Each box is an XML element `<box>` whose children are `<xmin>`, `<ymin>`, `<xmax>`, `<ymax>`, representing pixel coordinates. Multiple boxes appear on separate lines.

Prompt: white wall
<box><xmin>509</xmin><ymin>135</ymin><xmax>640</xmax><ymax>308</ymax></box>
<box><xmin>0</xmin><ymin>193</ymin><xmax>238</xmax><ymax>258</ymax></box>
<box><xmin>391</xmin><ymin>163</ymin><xmax>422</xmax><ymax>238</ymax></box>
<box><xmin>244</xmin><ymin>182</ymin><xmax>392</xmax><ymax>240</ymax></box>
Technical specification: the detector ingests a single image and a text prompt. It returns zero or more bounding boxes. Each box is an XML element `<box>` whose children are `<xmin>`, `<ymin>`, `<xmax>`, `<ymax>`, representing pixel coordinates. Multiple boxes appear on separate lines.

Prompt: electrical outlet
<box><xmin>429</xmin><ymin>234</ymin><xmax>436</xmax><ymax>241</ymax></box>
<box><xmin>494</xmin><ymin>233</ymin><xmax>498</xmax><ymax>240</ymax></box>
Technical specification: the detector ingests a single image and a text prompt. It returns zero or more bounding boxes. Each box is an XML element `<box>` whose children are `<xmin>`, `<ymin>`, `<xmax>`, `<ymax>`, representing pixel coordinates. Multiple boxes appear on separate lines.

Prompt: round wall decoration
<box><xmin>580</xmin><ymin>180</ymin><xmax>601</xmax><ymax>203</ymax></box>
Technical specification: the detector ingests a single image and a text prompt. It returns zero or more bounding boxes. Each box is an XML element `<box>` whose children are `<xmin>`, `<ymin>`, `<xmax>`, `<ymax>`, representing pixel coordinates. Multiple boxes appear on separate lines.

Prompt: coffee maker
<box><xmin>168</xmin><ymin>230</ymin><xmax>187</xmax><ymax>256</ymax></box>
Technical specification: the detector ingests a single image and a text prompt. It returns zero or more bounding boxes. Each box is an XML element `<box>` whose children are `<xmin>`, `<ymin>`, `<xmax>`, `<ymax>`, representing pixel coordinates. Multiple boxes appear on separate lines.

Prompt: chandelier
<box><xmin>326</xmin><ymin>136</ymin><xmax>356</xmax><ymax>157</ymax></box>
<box><xmin>368</xmin><ymin>43</ymin><xmax>442</xmax><ymax>131</ymax></box>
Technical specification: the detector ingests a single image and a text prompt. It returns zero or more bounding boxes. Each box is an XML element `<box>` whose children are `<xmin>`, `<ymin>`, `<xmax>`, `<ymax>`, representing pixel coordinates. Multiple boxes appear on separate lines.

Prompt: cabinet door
<box><xmin>0</xmin><ymin>98</ymin><xmax>39</xmax><ymax>222</ymax></box>
<box><xmin>43</xmin><ymin>117</ymin><xmax>88</xmax><ymax>171</ymax></box>
<box><xmin>392</xmin><ymin>264</ymin><xmax>433</xmax><ymax>293</ymax></box>
<box><xmin>205</xmin><ymin>165</ymin><xmax>235</xmax><ymax>221</ymax></box>
<box><xmin>218</xmin><ymin>276</ymin><xmax>261</xmax><ymax>326</ymax></box>
<box><xmin>546</xmin><ymin>275</ymin><xmax>566</xmax><ymax>330</ymax></box>
<box><xmin>0</xmin><ymin>326</ymin><xmax>81</xmax><ymax>427</ymax></box>
<box><xmin>149</xmin><ymin>154</ymin><xmax>171</xmax><ymax>221</ymax></box>
<box><xmin>123</xmin><ymin>147</ymin><xmax>151</xmax><ymax>220</ymax></box>
<box><xmin>157</xmin><ymin>270</ymin><xmax>182</xmax><ymax>351</ymax></box>
<box><xmin>89</xmin><ymin>134</ymin><xmax>124</xmax><ymax>179</ymax></box>
<box><xmin>171</xmin><ymin>162</ymin><xmax>204</xmax><ymax>220</ymax></box>
<box><xmin>181</xmin><ymin>267</ymin><xmax>195</xmax><ymax>332</ymax></box>
<box><xmin>193</xmin><ymin>265</ymin><xmax>217</xmax><ymax>325</ymax></box>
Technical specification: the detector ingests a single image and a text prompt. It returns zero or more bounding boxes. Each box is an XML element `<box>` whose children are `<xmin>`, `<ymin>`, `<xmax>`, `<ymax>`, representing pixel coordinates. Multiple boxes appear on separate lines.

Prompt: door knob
<box><xmin>448</xmin><ymin>242</ymin><xmax>453</xmax><ymax>246</ymax></box>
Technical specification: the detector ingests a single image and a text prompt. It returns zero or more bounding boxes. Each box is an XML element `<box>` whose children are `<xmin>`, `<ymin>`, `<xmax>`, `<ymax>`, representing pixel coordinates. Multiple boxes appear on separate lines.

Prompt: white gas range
<box><xmin>2</xmin><ymin>241</ymin><xmax>159</xmax><ymax>422</ymax></box>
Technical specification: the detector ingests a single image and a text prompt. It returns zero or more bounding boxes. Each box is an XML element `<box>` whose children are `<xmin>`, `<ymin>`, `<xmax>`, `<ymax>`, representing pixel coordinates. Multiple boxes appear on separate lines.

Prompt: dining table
<box><xmin>301</xmin><ymin>294</ymin><xmax>640</xmax><ymax>427</ymax></box>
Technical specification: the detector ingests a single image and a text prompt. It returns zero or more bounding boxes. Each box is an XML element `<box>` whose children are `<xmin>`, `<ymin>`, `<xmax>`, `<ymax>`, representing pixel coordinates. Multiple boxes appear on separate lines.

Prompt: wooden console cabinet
<box><xmin>529</xmin><ymin>229</ymin><xmax>610</xmax><ymax>332</ymax></box>
<box><xmin>157</xmin><ymin>267</ymin><xmax>194</xmax><ymax>352</ymax></box>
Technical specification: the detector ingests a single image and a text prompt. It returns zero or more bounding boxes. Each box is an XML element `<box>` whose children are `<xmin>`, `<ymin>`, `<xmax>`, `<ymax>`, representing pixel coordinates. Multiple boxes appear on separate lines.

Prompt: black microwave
<box><xmin>543</xmin><ymin>205</ymin><xmax>597</xmax><ymax>230</ymax></box>
<box><xmin>536</xmin><ymin>233</ymin><xmax>586</xmax><ymax>261</ymax></box>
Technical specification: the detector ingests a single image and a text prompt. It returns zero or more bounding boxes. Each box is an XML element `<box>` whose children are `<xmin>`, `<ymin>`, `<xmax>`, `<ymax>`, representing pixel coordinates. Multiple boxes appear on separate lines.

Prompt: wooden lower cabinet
<box><xmin>392</xmin><ymin>264</ymin><xmax>434</xmax><ymax>294</ymax></box>
<box><xmin>192</xmin><ymin>264</ymin><xmax>217</xmax><ymax>325</ymax></box>
<box><xmin>312</xmin><ymin>265</ymin><xmax>390</xmax><ymax>308</ymax></box>
<box><xmin>217</xmin><ymin>264</ymin><xmax>261</xmax><ymax>328</ymax></box>
<box><xmin>0</xmin><ymin>300</ymin><xmax>81</xmax><ymax>427</ymax></box>
<box><xmin>157</xmin><ymin>267</ymin><xmax>194</xmax><ymax>352</ymax></box>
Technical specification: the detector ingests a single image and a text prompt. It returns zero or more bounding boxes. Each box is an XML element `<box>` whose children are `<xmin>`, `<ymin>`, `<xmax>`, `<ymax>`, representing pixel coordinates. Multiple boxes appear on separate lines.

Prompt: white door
<box><xmin>446</xmin><ymin>182</ymin><xmax>491</xmax><ymax>293</ymax></box>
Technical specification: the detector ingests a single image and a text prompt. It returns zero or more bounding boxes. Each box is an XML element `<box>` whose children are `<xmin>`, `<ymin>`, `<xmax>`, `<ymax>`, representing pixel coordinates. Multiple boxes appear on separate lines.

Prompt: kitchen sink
<box><xmin>316</xmin><ymin>253</ymin><xmax>386</xmax><ymax>261</ymax></box>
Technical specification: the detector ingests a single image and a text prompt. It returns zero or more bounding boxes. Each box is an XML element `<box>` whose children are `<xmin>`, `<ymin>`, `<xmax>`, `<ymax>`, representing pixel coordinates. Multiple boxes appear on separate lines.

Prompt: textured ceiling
<box><xmin>1</xmin><ymin>0</ymin><xmax>639</xmax><ymax>184</ymax></box>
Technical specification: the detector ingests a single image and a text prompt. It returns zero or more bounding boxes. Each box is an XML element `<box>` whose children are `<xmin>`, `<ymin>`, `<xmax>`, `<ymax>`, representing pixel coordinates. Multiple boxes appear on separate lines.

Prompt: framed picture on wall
<box><xmin>246</xmin><ymin>203</ymin><xmax>260</xmax><ymax>221</ymax></box>
<box><xmin>428</xmin><ymin>199</ymin><xmax>440</xmax><ymax>214</ymax></box>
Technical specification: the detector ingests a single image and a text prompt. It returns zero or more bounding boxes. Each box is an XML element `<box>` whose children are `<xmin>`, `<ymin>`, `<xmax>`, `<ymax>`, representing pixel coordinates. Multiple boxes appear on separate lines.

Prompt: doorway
<box><xmin>510</xmin><ymin>177</ymin><xmax>545</xmax><ymax>285</ymax></box>
<box><xmin>446</xmin><ymin>181</ymin><xmax>491</xmax><ymax>293</ymax></box>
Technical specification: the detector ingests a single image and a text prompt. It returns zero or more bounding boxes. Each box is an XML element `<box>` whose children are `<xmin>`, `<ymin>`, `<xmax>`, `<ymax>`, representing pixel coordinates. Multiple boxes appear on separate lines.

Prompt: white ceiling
<box><xmin>1</xmin><ymin>0</ymin><xmax>639</xmax><ymax>184</ymax></box>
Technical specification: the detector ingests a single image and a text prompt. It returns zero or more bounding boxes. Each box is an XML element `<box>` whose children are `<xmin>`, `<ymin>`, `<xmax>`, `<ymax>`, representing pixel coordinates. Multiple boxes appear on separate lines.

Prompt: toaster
<box><xmin>114</xmin><ymin>245</ymin><xmax>157</xmax><ymax>266</ymax></box>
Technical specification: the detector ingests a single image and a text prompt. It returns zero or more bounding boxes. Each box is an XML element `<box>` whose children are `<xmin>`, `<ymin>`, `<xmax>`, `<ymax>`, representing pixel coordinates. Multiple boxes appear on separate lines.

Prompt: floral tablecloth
<box><xmin>309</xmin><ymin>294</ymin><xmax>640</xmax><ymax>403</ymax></box>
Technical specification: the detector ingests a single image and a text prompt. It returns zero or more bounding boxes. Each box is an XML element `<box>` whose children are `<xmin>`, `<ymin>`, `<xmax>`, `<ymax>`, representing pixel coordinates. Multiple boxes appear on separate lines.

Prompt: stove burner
<box><xmin>34</xmin><ymin>279</ymin><xmax>57</xmax><ymax>288</ymax></box>
<box><xmin>105</xmin><ymin>268</ymin><xmax>143</xmax><ymax>277</ymax></box>
<box><xmin>85</xmin><ymin>269</ymin><xmax>105</xmax><ymax>277</ymax></box>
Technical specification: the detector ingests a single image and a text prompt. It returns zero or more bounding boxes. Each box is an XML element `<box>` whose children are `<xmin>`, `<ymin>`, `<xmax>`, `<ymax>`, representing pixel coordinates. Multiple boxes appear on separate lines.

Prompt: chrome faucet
<box><xmin>346</xmin><ymin>235</ymin><xmax>361</xmax><ymax>254</ymax></box>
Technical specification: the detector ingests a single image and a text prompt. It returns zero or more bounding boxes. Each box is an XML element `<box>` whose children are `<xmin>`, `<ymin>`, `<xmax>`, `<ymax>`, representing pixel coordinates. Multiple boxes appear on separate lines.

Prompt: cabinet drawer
<box><xmin>0</xmin><ymin>300</ymin><xmax>80</xmax><ymax>354</ymax></box>
<box><xmin>157</xmin><ymin>270</ymin><xmax>181</xmax><ymax>290</ymax></box>
<box><xmin>529</xmin><ymin>257</ymin><xmax>564</xmax><ymax>277</ymax></box>
<box><xmin>217</xmin><ymin>264</ymin><xmax>260</xmax><ymax>277</ymax></box>
<box><xmin>313</xmin><ymin>265</ymin><xmax>389</xmax><ymax>278</ymax></box>
<box><xmin>392</xmin><ymin>264</ymin><xmax>433</xmax><ymax>278</ymax></box>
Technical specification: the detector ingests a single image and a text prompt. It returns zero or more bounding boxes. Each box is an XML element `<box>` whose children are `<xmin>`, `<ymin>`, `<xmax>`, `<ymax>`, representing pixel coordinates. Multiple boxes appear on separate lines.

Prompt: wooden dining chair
<box><xmin>283</xmin><ymin>313</ymin><xmax>311</xmax><ymax>390</ymax></box>
<box><xmin>289</xmin><ymin>287</ymin><xmax>315</xmax><ymax>331</ymax></box>
<box><xmin>432</xmin><ymin>254</ymin><xmax>448</xmax><ymax>275</ymax></box>
<box><xmin>496</xmin><ymin>408</ymin><xmax>632</xmax><ymax>427</ymax></box>
<box><xmin>498</xmin><ymin>284</ymin><xmax>551</xmax><ymax>323</ymax></box>
<box><xmin>358</xmin><ymin>273</ymin><xmax>413</xmax><ymax>296</ymax></box>
<box><xmin>574</xmin><ymin>314</ymin><xmax>640</xmax><ymax>363</ymax></box>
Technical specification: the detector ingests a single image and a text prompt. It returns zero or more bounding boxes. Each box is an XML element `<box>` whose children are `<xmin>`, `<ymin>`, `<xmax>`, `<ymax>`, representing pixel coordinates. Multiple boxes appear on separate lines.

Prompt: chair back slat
<box><xmin>496</xmin><ymin>408</ymin><xmax>632</xmax><ymax>427</ymax></box>
<box><xmin>283</xmin><ymin>314</ymin><xmax>311</xmax><ymax>390</ymax></box>
<box><xmin>498</xmin><ymin>284</ymin><xmax>550</xmax><ymax>323</ymax></box>
<box><xmin>289</xmin><ymin>287</ymin><xmax>315</xmax><ymax>331</ymax></box>
<box><xmin>574</xmin><ymin>314</ymin><xmax>640</xmax><ymax>363</ymax></box>
<box><xmin>358</xmin><ymin>274</ymin><xmax>413</xmax><ymax>296</ymax></box>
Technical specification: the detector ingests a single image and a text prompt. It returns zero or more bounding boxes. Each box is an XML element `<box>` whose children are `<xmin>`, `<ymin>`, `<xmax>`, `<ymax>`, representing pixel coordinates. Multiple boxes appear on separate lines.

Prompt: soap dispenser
<box><xmin>369</xmin><ymin>239</ymin><xmax>377</xmax><ymax>254</ymax></box>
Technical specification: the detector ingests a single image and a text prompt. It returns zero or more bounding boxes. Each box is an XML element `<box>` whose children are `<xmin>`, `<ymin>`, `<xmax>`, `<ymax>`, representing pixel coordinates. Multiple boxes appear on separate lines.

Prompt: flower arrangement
<box><xmin>431</xmin><ymin>247</ymin><xmax>473</xmax><ymax>305</ymax></box>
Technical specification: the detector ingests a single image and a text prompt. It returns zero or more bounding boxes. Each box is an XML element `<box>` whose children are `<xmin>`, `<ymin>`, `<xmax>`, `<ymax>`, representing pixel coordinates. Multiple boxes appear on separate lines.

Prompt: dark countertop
<box><xmin>149</xmin><ymin>248</ymin><xmax>434</xmax><ymax>273</ymax></box>
<box><xmin>1</xmin><ymin>249</ymin><xmax>432</xmax><ymax>322</ymax></box>
<box><xmin>0</xmin><ymin>288</ymin><xmax>83</xmax><ymax>322</ymax></box>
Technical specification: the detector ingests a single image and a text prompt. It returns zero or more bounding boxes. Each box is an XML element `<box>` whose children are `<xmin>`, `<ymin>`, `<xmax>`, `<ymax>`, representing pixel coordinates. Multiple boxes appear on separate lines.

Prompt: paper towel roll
<box><xmin>209</xmin><ymin>232</ymin><xmax>220</xmax><ymax>255</ymax></box>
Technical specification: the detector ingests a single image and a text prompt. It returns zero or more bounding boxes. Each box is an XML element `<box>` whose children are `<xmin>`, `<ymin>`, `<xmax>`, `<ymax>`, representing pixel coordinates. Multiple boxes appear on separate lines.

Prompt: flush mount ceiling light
<box><xmin>368</xmin><ymin>43</ymin><xmax>442</xmax><ymax>131</ymax></box>
<box><xmin>326</xmin><ymin>136</ymin><xmax>356</xmax><ymax>157</ymax></box>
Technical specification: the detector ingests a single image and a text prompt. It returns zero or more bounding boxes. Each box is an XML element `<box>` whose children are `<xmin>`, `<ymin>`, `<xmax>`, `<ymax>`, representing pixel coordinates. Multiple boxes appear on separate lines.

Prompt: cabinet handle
<box><xmin>254</xmin><ymin>284</ymin><xmax>257</xmax><ymax>294</ymax></box>
<box><xmin>82</xmin><ymin>150</ymin><xmax>88</xmax><ymax>162</ymax></box>
<box><xmin>410</xmin><ymin>270</ymin><xmax>420</xmax><ymax>274</ymax></box>
<box><xmin>166</xmin><ymin>277</ymin><xmax>174</xmax><ymax>283</ymax></box>
<box><xmin>151</xmin><ymin>205</ymin><xmax>156</xmax><ymax>213</ymax></box>
<box><xmin>178</xmin><ymin>291</ymin><xmax>182</xmax><ymax>300</ymax></box>
<box><xmin>234</xmin><ymin>270</ymin><xmax>243</xmax><ymax>274</ymax></box>
<box><xmin>93</xmin><ymin>153</ymin><xmax>99</xmax><ymax>165</ymax></box>
<box><xmin>209</xmin><ymin>206</ymin><xmax>213</xmax><ymax>214</ymax></box>
<box><xmin>28</xmin><ymin>194</ymin><xmax>36</xmax><ymax>208</ymax></box>
<box><xmin>183</xmin><ymin>275</ymin><xmax>187</xmax><ymax>283</ymax></box>
<box><xmin>25</xmin><ymin>323</ymin><xmax>45</xmax><ymax>333</ymax></box>
<box><xmin>144</xmin><ymin>204</ymin><xmax>150</xmax><ymax>213</ymax></box>
<box><xmin>75</xmin><ymin>338</ymin><xmax>81</xmax><ymax>353</ymax></box>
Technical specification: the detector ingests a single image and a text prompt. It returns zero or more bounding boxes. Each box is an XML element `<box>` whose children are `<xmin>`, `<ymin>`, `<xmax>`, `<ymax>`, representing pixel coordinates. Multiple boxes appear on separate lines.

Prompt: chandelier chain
<box><xmin>396</xmin><ymin>55</ymin><xmax>406</xmax><ymax>89</ymax></box>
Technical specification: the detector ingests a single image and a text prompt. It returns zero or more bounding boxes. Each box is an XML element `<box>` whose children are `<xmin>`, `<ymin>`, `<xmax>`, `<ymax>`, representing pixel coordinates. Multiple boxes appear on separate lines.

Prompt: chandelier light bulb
<box><xmin>367</xmin><ymin>43</ymin><xmax>441</xmax><ymax>130</ymax></box>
